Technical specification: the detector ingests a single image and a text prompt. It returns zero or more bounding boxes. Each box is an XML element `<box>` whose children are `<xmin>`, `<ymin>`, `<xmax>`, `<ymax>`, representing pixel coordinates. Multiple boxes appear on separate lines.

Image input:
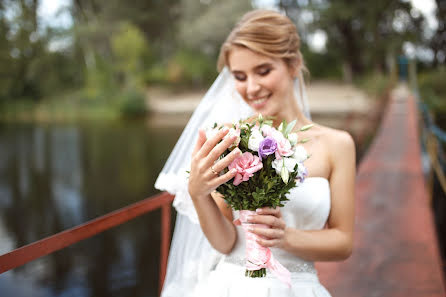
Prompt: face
<box><xmin>228</xmin><ymin>46</ymin><xmax>296</xmax><ymax>117</ymax></box>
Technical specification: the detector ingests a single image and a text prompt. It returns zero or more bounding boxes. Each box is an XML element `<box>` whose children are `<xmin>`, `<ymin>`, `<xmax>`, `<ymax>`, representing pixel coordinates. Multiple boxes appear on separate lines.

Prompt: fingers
<box><xmin>211</xmin><ymin>167</ymin><xmax>237</xmax><ymax>187</ymax></box>
<box><xmin>196</xmin><ymin>127</ymin><xmax>229</xmax><ymax>159</ymax></box>
<box><xmin>192</xmin><ymin>129</ymin><xmax>207</xmax><ymax>157</ymax></box>
<box><xmin>247</xmin><ymin>213</ymin><xmax>285</xmax><ymax>229</ymax></box>
<box><xmin>203</xmin><ymin>134</ymin><xmax>239</xmax><ymax>169</ymax></box>
<box><xmin>249</xmin><ymin>225</ymin><xmax>284</xmax><ymax>239</ymax></box>
<box><xmin>208</xmin><ymin>147</ymin><xmax>241</xmax><ymax>176</ymax></box>
<box><xmin>233</xmin><ymin>218</ymin><xmax>241</xmax><ymax>226</ymax></box>
<box><xmin>255</xmin><ymin>237</ymin><xmax>281</xmax><ymax>248</ymax></box>
<box><xmin>255</xmin><ymin>207</ymin><xmax>282</xmax><ymax>218</ymax></box>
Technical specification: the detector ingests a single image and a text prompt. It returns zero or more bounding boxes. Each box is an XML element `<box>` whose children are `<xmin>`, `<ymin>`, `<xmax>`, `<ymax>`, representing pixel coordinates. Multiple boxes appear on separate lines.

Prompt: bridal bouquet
<box><xmin>207</xmin><ymin>115</ymin><xmax>312</xmax><ymax>284</ymax></box>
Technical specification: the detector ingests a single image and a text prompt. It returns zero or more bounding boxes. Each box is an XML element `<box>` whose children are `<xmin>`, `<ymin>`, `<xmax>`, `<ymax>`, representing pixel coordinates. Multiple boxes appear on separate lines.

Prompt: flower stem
<box><xmin>245</xmin><ymin>268</ymin><xmax>266</xmax><ymax>278</ymax></box>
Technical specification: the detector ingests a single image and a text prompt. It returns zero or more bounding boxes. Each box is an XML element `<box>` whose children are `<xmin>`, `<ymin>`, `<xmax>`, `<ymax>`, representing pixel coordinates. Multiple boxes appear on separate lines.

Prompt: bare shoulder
<box><xmin>327</xmin><ymin>127</ymin><xmax>354</xmax><ymax>153</ymax></box>
<box><xmin>311</xmin><ymin>124</ymin><xmax>356</xmax><ymax>164</ymax></box>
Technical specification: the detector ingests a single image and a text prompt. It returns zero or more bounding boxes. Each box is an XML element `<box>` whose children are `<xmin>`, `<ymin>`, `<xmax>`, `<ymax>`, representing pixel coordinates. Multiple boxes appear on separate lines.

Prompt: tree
<box><xmin>177</xmin><ymin>0</ymin><xmax>252</xmax><ymax>56</ymax></box>
<box><xmin>431</xmin><ymin>0</ymin><xmax>446</xmax><ymax>66</ymax></box>
<box><xmin>311</xmin><ymin>0</ymin><xmax>424</xmax><ymax>79</ymax></box>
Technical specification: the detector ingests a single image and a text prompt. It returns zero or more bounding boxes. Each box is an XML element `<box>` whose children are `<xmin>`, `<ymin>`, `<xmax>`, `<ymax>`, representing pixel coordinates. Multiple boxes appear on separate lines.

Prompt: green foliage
<box><xmin>312</xmin><ymin>0</ymin><xmax>424</xmax><ymax>76</ymax></box>
<box><xmin>143</xmin><ymin>63</ymin><xmax>169</xmax><ymax>85</ymax></box>
<box><xmin>117</xmin><ymin>88</ymin><xmax>148</xmax><ymax>117</ymax></box>
<box><xmin>419</xmin><ymin>68</ymin><xmax>446</xmax><ymax>114</ymax></box>
<box><xmin>217</xmin><ymin>154</ymin><xmax>298</xmax><ymax>211</ymax></box>
<box><xmin>111</xmin><ymin>22</ymin><xmax>149</xmax><ymax>88</ymax></box>
<box><xmin>166</xmin><ymin>49</ymin><xmax>218</xmax><ymax>87</ymax></box>
<box><xmin>301</xmin><ymin>45</ymin><xmax>343</xmax><ymax>79</ymax></box>
<box><xmin>83</xmin><ymin>56</ymin><xmax>116</xmax><ymax>101</ymax></box>
<box><xmin>355</xmin><ymin>72</ymin><xmax>392</xmax><ymax>99</ymax></box>
<box><xmin>215</xmin><ymin>117</ymin><xmax>304</xmax><ymax>211</ymax></box>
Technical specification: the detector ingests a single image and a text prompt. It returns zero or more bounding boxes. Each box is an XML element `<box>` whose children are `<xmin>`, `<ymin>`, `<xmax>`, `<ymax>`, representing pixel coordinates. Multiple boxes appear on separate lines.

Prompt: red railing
<box><xmin>0</xmin><ymin>191</ymin><xmax>174</xmax><ymax>296</ymax></box>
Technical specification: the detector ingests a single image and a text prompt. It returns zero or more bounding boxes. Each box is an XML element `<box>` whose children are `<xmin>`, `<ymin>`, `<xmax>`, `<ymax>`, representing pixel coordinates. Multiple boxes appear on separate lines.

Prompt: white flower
<box><xmin>272</xmin><ymin>157</ymin><xmax>298</xmax><ymax>175</ymax></box>
<box><xmin>225</xmin><ymin>127</ymin><xmax>241</xmax><ymax>149</ymax></box>
<box><xmin>281</xmin><ymin>165</ymin><xmax>289</xmax><ymax>183</ymax></box>
<box><xmin>248</xmin><ymin>127</ymin><xmax>264</xmax><ymax>151</ymax></box>
<box><xmin>287</xmin><ymin>133</ymin><xmax>298</xmax><ymax>146</ymax></box>
<box><xmin>292</xmin><ymin>145</ymin><xmax>309</xmax><ymax>162</ymax></box>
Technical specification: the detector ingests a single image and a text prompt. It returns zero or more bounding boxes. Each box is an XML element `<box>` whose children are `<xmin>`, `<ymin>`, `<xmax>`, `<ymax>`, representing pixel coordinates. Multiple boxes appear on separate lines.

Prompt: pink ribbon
<box><xmin>239</xmin><ymin>210</ymin><xmax>291</xmax><ymax>288</ymax></box>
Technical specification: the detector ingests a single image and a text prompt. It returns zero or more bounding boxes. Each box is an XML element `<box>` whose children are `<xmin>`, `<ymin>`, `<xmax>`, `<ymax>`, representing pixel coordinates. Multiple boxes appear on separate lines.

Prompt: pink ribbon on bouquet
<box><xmin>239</xmin><ymin>210</ymin><xmax>291</xmax><ymax>288</ymax></box>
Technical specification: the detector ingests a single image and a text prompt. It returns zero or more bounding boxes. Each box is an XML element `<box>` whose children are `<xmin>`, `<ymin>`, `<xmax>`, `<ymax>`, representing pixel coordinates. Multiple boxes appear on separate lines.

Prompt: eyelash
<box><xmin>259</xmin><ymin>68</ymin><xmax>271</xmax><ymax>76</ymax></box>
<box><xmin>234</xmin><ymin>68</ymin><xmax>271</xmax><ymax>81</ymax></box>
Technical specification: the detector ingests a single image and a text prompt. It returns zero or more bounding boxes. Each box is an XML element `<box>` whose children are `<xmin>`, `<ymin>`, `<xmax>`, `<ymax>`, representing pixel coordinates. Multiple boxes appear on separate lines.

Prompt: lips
<box><xmin>248</xmin><ymin>95</ymin><xmax>270</xmax><ymax>109</ymax></box>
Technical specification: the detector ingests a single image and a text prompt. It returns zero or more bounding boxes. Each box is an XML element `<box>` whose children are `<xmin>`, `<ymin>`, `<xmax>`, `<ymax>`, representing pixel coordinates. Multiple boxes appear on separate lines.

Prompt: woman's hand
<box><xmin>247</xmin><ymin>207</ymin><xmax>288</xmax><ymax>249</ymax></box>
<box><xmin>188</xmin><ymin>127</ymin><xmax>242</xmax><ymax>202</ymax></box>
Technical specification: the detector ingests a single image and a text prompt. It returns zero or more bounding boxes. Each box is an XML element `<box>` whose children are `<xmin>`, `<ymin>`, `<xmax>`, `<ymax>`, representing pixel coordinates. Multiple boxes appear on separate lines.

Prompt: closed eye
<box><xmin>233</xmin><ymin>73</ymin><xmax>246</xmax><ymax>81</ymax></box>
<box><xmin>258</xmin><ymin>68</ymin><xmax>271</xmax><ymax>76</ymax></box>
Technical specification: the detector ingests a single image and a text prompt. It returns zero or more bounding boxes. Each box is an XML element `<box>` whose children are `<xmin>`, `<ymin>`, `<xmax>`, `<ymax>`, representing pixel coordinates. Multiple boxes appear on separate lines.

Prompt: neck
<box><xmin>272</xmin><ymin>94</ymin><xmax>312</xmax><ymax>129</ymax></box>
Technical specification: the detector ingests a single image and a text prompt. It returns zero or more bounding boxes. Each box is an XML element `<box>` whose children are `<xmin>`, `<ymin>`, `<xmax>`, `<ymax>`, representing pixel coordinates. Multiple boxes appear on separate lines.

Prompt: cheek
<box><xmin>268</xmin><ymin>73</ymin><xmax>292</xmax><ymax>95</ymax></box>
<box><xmin>235</xmin><ymin>82</ymin><xmax>246</xmax><ymax>97</ymax></box>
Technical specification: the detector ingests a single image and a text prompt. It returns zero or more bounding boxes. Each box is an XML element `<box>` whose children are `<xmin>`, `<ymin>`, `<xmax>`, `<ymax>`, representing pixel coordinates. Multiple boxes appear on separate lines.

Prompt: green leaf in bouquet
<box><xmin>300</xmin><ymin>123</ymin><xmax>314</xmax><ymax>131</ymax></box>
<box><xmin>283</xmin><ymin>119</ymin><xmax>296</xmax><ymax>137</ymax></box>
<box><xmin>278</xmin><ymin>121</ymin><xmax>285</xmax><ymax>133</ymax></box>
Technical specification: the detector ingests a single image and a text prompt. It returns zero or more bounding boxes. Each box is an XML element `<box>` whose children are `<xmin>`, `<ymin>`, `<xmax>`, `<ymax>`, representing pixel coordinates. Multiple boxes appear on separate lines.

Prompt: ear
<box><xmin>287</xmin><ymin>58</ymin><xmax>301</xmax><ymax>78</ymax></box>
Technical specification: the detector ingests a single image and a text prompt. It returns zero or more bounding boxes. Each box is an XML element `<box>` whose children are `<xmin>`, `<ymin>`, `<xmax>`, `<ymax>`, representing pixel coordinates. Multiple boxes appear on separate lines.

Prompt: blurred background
<box><xmin>0</xmin><ymin>0</ymin><xmax>445</xmax><ymax>296</ymax></box>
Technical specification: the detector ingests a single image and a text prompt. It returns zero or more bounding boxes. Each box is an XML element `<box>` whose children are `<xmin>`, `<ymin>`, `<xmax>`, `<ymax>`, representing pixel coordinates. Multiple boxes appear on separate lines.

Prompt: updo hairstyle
<box><xmin>217</xmin><ymin>10</ymin><xmax>306</xmax><ymax>75</ymax></box>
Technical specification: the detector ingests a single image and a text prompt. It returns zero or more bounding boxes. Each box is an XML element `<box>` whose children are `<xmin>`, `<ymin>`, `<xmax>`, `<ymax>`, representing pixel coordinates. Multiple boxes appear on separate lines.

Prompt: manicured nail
<box><xmin>231</xmin><ymin>168</ymin><xmax>237</xmax><ymax>173</ymax></box>
<box><xmin>256</xmin><ymin>208</ymin><xmax>262</xmax><ymax>213</ymax></box>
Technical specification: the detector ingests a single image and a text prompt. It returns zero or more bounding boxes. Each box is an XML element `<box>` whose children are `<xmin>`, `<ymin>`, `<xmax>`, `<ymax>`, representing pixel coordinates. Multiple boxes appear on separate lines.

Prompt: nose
<box><xmin>246</xmin><ymin>76</ymin><xmax>261</xmax><ymax>98</ymax></box>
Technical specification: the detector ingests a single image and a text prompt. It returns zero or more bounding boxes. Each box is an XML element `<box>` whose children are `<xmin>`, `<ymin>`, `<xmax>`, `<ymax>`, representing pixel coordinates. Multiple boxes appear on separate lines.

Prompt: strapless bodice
<box><xmin>226</xmin><ymin>177</ymin><xmax>331</xmax><ymax>272</ymax></box>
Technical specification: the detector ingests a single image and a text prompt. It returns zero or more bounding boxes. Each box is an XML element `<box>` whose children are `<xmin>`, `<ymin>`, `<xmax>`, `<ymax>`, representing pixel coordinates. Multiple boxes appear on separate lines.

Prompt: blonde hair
<box><xmin>217</xmin><ymin>10</ymin><xmax>306</xmax><ymax>74</ymax></box>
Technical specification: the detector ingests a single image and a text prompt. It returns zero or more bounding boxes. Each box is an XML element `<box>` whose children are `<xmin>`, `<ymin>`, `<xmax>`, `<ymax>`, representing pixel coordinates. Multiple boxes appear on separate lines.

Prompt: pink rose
<box><xmin>228</xmin><ymin>152</ymin><xmax>263</xmax><ymax>186</ymax></box>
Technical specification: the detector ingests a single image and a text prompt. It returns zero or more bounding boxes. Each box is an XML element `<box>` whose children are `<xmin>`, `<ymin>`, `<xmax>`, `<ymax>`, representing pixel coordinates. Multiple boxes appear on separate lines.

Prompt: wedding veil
<box><xmin>154</xmin><ymin>67</ymin><xmax>310</xmax><ymax>297</ymax></box>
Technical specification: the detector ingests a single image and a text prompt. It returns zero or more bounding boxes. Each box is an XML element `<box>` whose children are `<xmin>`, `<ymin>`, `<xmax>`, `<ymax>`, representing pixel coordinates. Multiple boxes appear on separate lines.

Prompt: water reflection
<box><xmin>0</xmin><ymin>121</ymin><xmax>182</xmax><ymax>297</ymax></box>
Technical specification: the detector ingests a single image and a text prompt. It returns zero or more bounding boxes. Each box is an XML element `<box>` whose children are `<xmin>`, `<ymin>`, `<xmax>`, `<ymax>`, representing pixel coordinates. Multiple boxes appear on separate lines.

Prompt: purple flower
<box><xmin>258</xmin><ymin>136</ymin><xmax>277</xmax><ymax>160</ymax></box>
<box><xmin>297</xmin><ymin>163</ymin><xmax>308</xmax><ymax>183</ymax></box>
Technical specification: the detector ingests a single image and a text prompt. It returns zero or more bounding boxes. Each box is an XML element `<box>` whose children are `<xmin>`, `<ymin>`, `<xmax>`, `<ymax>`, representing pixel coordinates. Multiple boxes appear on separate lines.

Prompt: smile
<box><xmin>248</xmin><ymin>95</ymin><xmax>270</xmax><ymax>108</ymax></box>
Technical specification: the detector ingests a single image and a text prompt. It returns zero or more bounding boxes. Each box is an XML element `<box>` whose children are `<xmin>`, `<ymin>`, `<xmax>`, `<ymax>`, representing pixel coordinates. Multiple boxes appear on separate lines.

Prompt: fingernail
<box><xmin>256</xmin><ymin>208</ymin><xmax>262</xmax><ymax>213</ymax></box>
<box><xmin>247</xmin><ymin>215</ymin><xmax>253</xmax><ymax>221</ymax></box>
<box><xmin>222</xmin><ymin>127</ymin><xmax>229</xmax><ymax>132</ymax></box>
<box><xmin>231</xmin><ymin>168</ymin><xmax>237</xmax><ymax>173</ymax></box>
<box><xmin>247</xmin><ymin>226</ymin><xmax>254</xmax><ymax>232</ymax></box>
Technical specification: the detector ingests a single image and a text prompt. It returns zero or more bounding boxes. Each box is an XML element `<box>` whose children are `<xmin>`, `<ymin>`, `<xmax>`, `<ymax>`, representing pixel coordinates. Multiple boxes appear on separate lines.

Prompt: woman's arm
<box><xmin>188</xmin><ymin>128</ymin><xmax>240</xmax><ymax>254</ymax></box>
<box><xmin>249</xmin><ymin>130</ymin><xmax>356</xmax><ymax>261</ymax></box>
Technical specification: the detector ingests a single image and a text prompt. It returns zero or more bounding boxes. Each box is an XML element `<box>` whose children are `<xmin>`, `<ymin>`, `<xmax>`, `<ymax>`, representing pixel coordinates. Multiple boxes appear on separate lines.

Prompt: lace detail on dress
<box><xmin>224</xmin><ymin>255</ymin><xmax>317</xmax><ymax>274</ymax></box>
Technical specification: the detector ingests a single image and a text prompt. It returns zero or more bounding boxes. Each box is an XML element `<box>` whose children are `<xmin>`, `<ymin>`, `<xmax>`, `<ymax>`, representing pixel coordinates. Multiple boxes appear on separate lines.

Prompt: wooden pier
<box><xmin>317</xmin><ymin>85</ymin><xmax>446</xmax><ymax>296</ymax></box>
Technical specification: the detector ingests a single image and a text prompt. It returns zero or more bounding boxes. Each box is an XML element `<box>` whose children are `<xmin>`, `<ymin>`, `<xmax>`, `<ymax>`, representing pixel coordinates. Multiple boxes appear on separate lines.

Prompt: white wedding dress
<box><xmin>192</xmin><ymin>177</ymin><xmax>332</xmax><ymax>297</ymax></box>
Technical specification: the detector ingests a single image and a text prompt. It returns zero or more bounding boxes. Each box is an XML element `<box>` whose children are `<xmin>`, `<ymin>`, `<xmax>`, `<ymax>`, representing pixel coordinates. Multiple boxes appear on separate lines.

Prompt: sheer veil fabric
<box><xmin>155</xmin><ymin>67</ymin><xmax>310</xmax><ymax>297</ymax></box>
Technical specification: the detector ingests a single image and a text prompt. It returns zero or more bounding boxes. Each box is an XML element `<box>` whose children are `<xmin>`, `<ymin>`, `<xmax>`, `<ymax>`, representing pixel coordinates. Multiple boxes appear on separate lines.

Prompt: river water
<box><xmin>0</xmin><ymin>120</ymin><xmax>182</xmax><ymax>297</ymax></box>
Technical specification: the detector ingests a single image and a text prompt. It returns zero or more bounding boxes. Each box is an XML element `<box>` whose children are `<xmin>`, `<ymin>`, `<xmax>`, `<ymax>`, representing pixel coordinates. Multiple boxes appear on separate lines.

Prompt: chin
<box><xmin>246</xmin><ymin>97</ymin><xmax>277</xmax><ymax>116</ymax></box>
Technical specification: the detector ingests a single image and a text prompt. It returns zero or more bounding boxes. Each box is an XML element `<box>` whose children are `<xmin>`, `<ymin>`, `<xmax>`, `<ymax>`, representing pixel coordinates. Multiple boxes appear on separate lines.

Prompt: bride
<box><xmin>155</xmin><ymin>9</ymin><xmax>355</xmax><ymax>297</ymax></box>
